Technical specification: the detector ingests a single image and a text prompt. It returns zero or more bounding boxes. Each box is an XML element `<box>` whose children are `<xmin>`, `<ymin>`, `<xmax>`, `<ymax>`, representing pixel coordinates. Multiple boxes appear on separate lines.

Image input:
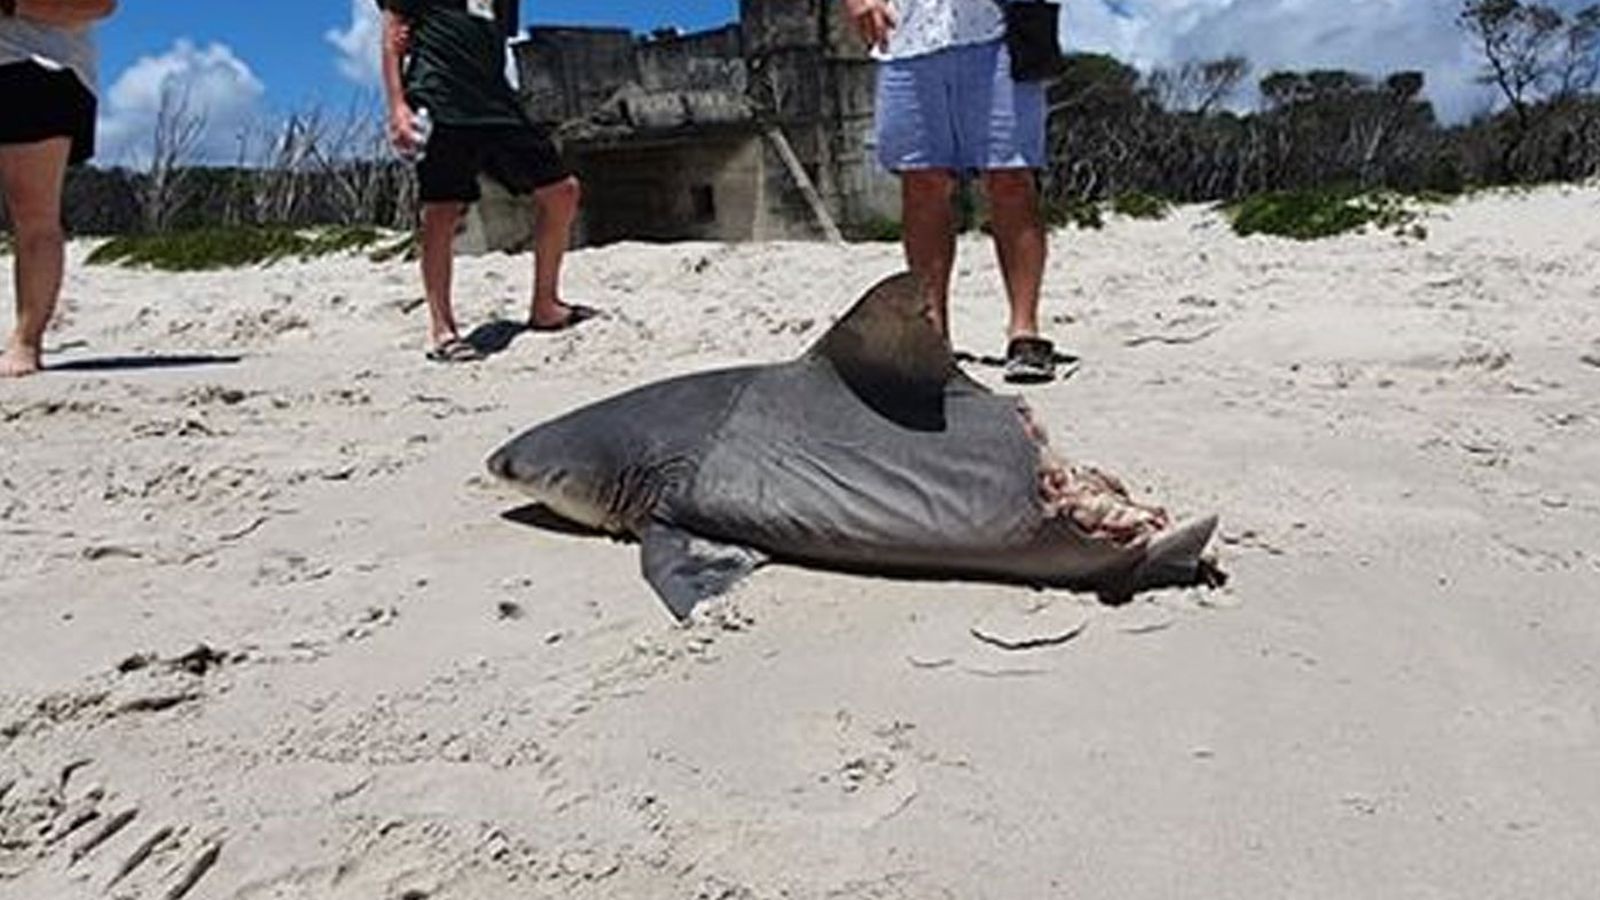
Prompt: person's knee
<box><xmin>903</xmin><ymin>170</ymin><xmax>956</xmax><ymax>206</ymax></box>
<box><xmin>10</xmin><ymin>212</ymin><xmax>64</xmax><ymax>248</ymax></box>
<box><xmin>421</xmin><ymin>202</ymin><xmax>466</xmax><ymax>231</ymax></box>
<box><xmin>5</xmin><ymin>183</ymin><xmax>64</xmax><ymax>240</ymax></box>
<box><xmin>984</xmin><ymin>170</ymin><xmax>1038</xmax><ymax>211</ymax></box>
<box><xmin>535</xmin><ymin>176</ymin><xmax>580</xmax><ymax>217</ymax></box>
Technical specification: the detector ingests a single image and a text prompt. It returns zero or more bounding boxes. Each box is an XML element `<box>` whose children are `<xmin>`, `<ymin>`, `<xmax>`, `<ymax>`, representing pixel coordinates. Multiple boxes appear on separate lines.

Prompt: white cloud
<box><xmin>1058</xmin><ymin>0</ymin><xmax>1586</xmax><ymax>121</ymax></box>
<box><xmin>327</xmin><ymin>0</ymin><xmax>384</xmax><ymax>88</ymax></box>
<box><xmin>326</xmin><ymin>0</ymin><xmax>520</xmax><ymax>91</ymax></box>
<box><xmin>97</xmin><ymin>39</ymin><xmax>268</xmax><ymax>166</ymax></box>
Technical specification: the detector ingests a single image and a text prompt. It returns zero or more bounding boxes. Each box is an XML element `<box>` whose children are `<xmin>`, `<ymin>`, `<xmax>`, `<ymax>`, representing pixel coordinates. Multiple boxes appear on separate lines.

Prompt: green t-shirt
<box><xmin>379</xmin><ymin>0</ymin><xmax>524</xmax><ymax>127</ymax></box>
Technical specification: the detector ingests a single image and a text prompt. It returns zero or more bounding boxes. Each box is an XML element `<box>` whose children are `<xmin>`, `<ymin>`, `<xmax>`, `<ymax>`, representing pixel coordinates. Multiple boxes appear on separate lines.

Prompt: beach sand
<box><xmin>2</xmin><ymin>186</ymin><xmax>1599</xmax><ymax>898</ymax></box>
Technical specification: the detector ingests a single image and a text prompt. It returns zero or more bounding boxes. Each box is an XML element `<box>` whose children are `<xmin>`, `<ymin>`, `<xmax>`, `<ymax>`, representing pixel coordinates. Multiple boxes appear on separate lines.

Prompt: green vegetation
<box><xmin>1225</xmin><ymin>189</ymin><xmax>1427</xmax><ymax>241</ymax></box>
<box><xmin>844</xmin><ymin>215</ymin><xmax>903</xmax><ymax>243</ymax></box>
<box><xmin>1110</xmin><ymin>191</ymin><xmax>1172</xmax><ymax>220</ymax></box>
<box><xmin>87</xmin><ymin>225</ymin><xmax>388</xmax><ymax>272</ymax></box>
<box><xmin>1043</xmin><ymin>196</ymin><xmax>1105</xmax><ymax>231</ymax></box>
<box><xmin>368</xmin><ymin>232</ymin><xmax>419</xmax><ymax>263</ymax></box>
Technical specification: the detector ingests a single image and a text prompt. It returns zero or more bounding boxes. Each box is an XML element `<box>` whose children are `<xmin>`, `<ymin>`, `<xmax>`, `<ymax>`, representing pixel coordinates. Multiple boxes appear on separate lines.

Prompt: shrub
<box><xmin>1111</xmin><ymin>191</ymin><xmax>1171</xmax><ymax>220</ymax></box>
<box><xmin>368</xmin><ymin>231</ymin><xmax>419</xmax><ymax>263</ymax></box>
<box><xmin>1226</xmin><ymin>189</ymin><xmax>1420</xmax><ymax>240</ymax></box>
<box><xmin>845</xmin><ymin>215</ymin><xmax>903</xmax><ymax>243</ymax></box>
<box><xmin>86</xmin><ymin>225</ymin><xmax>386</xmax><ymax>271</ymax></box>
<box><xmin>1044</xmin><ymin>196</ymin><xmax>1105</xmax><ymax>230</ymax></box>
<box><xmin>305</xmin><ymin>225</ymin><xmax>384</xmax><ymax>258</ymax></box>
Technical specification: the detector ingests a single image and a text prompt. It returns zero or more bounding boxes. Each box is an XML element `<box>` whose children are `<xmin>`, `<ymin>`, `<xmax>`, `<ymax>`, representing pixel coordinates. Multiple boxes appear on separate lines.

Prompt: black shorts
<box><xmin>0</xmin><ymin>60</ymin><xmax>97</xmax><ymax>165</ymax></box>
<box><xmin>417</xmin><ymin>122</ymin><xmax>571</xmax><ymax>204</ymax></box>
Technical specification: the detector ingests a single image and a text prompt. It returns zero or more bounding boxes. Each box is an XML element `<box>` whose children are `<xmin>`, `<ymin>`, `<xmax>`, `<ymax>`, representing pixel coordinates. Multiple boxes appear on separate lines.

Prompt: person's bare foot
<box><xmin>0</xmin><ymin>342</ymin><xmax>42</xmax><ymax>378</ymax></box>
<box><xmin>528</xmin><ymin>300</ymin><xmax>599</xmax><ymax>333</ymax></box>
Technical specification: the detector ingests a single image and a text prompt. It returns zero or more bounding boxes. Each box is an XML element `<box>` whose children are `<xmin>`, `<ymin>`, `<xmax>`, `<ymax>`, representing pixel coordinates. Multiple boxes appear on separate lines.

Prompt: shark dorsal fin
<box><xmin>806</xmin><ymin>272</ymin><xmax>953</xmax><ymax>429</ymax></box>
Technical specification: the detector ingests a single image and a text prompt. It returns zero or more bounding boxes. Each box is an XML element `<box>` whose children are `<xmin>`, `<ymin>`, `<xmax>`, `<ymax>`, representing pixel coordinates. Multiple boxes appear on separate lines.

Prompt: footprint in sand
<box><xmin>0</xmin><ymin>761</ymin><xmax>218</xmax><ymax>899</ymax></box>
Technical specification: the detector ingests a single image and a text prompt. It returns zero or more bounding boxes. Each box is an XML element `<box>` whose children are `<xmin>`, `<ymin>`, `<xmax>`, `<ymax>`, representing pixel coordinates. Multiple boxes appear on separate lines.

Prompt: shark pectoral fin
<box><xmin>639</xmin><ymin>523</ymin><xmax>768</xmax><ymax>621</ymax></box>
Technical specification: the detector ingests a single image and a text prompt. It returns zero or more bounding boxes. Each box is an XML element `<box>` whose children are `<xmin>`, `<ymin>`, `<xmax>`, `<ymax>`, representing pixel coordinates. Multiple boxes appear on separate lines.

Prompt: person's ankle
<box><xmin>529</xmin><ymin>298</ymin><xmax>566</xmax><ymax>321</ymax></box>
<box><xmin>5</xmin><ymin>334</ymin><xmax>42</xmax><ymax>354</ymax></box>
<box><xmin>1</xmin><ymin>340</ymin><xmax>44</xmax><ymax>375</ymax></box>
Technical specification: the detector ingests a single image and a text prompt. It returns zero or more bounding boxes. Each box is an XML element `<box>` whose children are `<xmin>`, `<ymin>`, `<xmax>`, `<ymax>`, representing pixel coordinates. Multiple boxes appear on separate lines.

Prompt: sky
<box><xmin>90</xmin><ymin>0</ymin><xmax>1546</xmax><ymax>167</ymax></box>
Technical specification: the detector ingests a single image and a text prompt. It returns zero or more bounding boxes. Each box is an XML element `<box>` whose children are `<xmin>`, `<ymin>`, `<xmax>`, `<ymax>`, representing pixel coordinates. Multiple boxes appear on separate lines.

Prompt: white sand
<box><xmin>2</xmin><ymin>186</ymin><xmax>1599</xmax><ymax>899</ymax></box>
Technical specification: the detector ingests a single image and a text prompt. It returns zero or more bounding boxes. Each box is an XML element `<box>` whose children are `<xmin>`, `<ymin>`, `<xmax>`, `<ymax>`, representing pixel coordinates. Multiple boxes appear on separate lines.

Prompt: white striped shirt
<box><xmin>878</xmin><ymin>0</ymin><xmax>1006</xmax><ymax>62</ymax></box>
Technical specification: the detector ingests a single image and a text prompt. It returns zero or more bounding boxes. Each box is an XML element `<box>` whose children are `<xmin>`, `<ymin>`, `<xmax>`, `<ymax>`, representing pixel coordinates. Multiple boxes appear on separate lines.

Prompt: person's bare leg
<box><xmin>900</xmin><ymin>169</ymin><xmax>958</xmax><ymax>335</ymax></box>
<box><xmin>0</xmin><ymin>138</ymin><xmax>72</xmax><ymax>378</ymax></box>
<box><xmin>419</xmin><ymin>201</ymin><xmax>465</xmax><ymax>348</ymax></box>
<box><xmin>528</xmin><ymin>176</ymin><xmax>581</xmax><ymax>329</ymax></box>
<box><xmin>982</xmin><ymin>168</ymin><xmax>1046</xmax><ymax>340</ymax></box>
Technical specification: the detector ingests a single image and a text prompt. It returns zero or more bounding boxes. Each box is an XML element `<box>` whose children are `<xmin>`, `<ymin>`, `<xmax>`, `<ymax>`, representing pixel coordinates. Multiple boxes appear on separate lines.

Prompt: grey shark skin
<box><xmin>488</xmin><ymin>273</ymin><xmax>1220</xmax><ymax>620</ymax></box>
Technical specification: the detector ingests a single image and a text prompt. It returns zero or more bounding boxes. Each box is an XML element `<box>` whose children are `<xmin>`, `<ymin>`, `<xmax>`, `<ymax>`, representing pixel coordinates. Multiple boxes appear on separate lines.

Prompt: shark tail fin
<box><xmin>1111</xmin><ymin>515</ymin><xmax>1222</xmax><ymax>600</ymax></box>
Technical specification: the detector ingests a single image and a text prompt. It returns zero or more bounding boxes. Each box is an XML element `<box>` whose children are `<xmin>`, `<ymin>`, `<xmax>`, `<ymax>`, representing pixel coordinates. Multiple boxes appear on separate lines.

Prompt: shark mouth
<box><xmin>1018</xmin><ymin>401</ymin><xmax>1172</xmax><ymax>545</ymax></box>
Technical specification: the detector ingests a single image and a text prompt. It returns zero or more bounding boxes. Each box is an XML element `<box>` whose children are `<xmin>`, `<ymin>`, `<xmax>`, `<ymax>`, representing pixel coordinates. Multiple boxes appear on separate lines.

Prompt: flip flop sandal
<box><xmin>529</xmin><ymin>303</ymin><xmax>600</xmax><ymax>333</ymax></box>
<box><xmin>1004</xmin><ymin>336</ymin><xmax>1067</xmax><ymax>384</ymax></box>
<box><xmin>425</xmin><ymin>337</ymin><xmax>484</xmax><ymax>363</ymax></box>
<box><xmin>957</xmin><ymin>344</ymin><xmax>1081</xmax><ymax>378</ymax></box>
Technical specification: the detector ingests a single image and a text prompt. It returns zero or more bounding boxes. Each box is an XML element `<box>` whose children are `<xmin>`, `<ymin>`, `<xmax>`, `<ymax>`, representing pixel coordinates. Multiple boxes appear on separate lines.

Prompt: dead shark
<box><xmin>488</xmin><ymin>272</ymin><xmax>1221</xmax><ymax>620</ymax></box>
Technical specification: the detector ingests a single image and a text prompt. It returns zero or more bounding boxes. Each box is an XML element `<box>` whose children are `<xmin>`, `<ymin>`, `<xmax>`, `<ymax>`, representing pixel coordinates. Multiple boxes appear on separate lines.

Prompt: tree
<box><xmin>1552</xmin><ymin>5</ymin><xmax>1600</xmax><ymax>98</ymax></box>
<box><xmin>1045</xmin><ymin>54</ymin><xmax>1150</xmax><ymax>202</ymax></box>
<box><xmin>1146</xmin><ymin>56</ymin><xmax>1250</xmax><ymax>115</ymax></box>
<box><xmin>1459</xmin><ymin>0</ymin><xmax>1600</xmax><ymax>179</ymax></box>
<box><xmin>1459</xmin><ymin>1</ymin><xmax>1600</xmax><ymax>123</ymax></box>
<box><xmin>142</xmin><ymin>83</ymin><xmax>206</xmax><ymax>233</ymax></box>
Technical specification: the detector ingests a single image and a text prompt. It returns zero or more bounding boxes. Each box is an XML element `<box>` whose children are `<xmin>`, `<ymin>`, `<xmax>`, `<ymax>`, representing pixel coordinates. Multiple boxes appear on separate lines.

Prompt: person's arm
<box><xmin>380</xmin><ymin>8</ymin><xmax>419</xmax><ymax>154</ymax></box>
<box><xmin>13</xmin><ymin>0</ymin><xmax>117</xmax><ymax>27</ymax></box>
<box><xmin>842</xmin><ymin>0</ymin><xmax>897</xmax><ymax>50</ymax></box>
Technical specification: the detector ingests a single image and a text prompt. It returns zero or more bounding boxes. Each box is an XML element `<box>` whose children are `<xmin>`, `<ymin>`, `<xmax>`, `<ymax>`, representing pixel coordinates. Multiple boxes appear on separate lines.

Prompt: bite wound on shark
<box><xmin>1020</xmin><ymin>400</ymin><xmax>1171</xmax><ymax>545</ymax></box>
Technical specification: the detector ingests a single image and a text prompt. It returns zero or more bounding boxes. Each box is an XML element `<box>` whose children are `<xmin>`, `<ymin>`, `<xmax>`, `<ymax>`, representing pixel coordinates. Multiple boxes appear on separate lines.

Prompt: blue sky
<box><xmin>89</xmin><ymin>0</ymin><xmax>1526</xmax><ymax>166</ymax></box>
<box><xmin>93</xmin><ymin>0</ymin><xmax>745</xmax><ymax>164</ymax></box>
<box><xmin>99</xmin><ymin>1</ymin><xmax>739</xmax><ymax>116</ymax></box>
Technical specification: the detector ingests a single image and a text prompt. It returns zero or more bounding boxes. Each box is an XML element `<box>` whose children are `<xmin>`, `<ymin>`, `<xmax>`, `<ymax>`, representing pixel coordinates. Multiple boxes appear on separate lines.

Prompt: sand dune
<box><xmin>2</xmin><ymin>186</ymin><xmax>1599</xmax><ymax>898</ymax></box>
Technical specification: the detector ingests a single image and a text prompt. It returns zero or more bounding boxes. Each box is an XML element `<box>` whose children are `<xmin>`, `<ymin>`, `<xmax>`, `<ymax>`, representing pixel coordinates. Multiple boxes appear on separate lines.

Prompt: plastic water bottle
<box><xmin>407</xmin><ymin>107</ymin><xmax>433</xmax><ymax>163</ymax></box>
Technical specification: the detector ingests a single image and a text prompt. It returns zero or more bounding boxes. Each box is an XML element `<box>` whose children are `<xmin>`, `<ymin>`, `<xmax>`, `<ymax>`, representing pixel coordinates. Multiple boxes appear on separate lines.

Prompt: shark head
<box><xmin>487</xmin><ymin>363</ymin><xmax>756</xmax><ymax>535</ymax></box>
<box><xmin>487</xmin><ymin>422</ymin><xmax>627</xmax><ymax>531</ymax></box>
